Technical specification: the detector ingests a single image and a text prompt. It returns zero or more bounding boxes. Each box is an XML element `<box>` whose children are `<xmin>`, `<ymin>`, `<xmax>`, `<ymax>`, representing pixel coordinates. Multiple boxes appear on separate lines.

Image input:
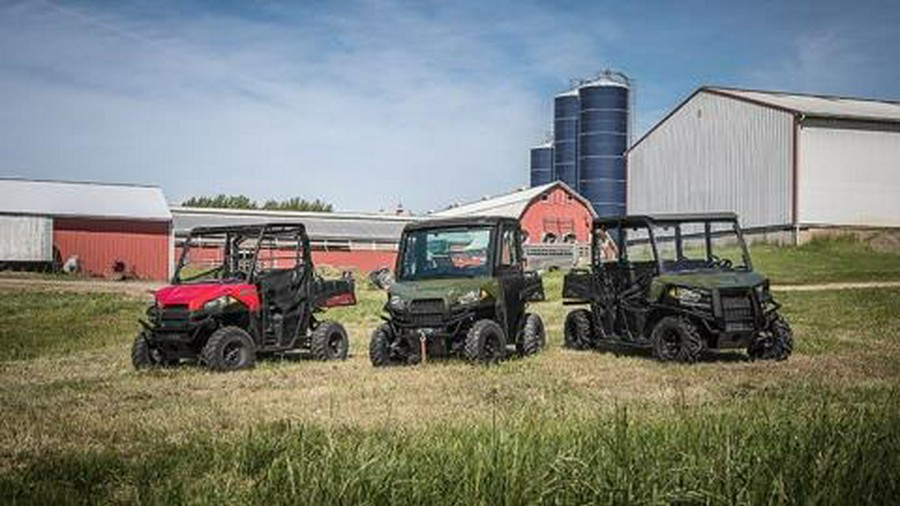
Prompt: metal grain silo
<box><xmin>577</xmin><ymin>71</ymin><xmax>629</xmax><ymax>217</ymax></box>
<box><xmin>553</xmin><ymin>90</ymin><xmax>580</xmax><ymax>189</ymax></box>
<box><xmin>529</xmin><ymin>142</ymin><xmax>554</xmax><ymax>187</ymax></box>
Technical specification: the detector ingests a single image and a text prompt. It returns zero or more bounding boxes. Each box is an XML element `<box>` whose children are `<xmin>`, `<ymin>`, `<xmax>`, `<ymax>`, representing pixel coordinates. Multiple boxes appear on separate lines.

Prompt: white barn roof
<box><xmin>431</xmin><ymin>181</ymin><xmax>596</xmax><ymax>219</ymax></box>
<box><xmin>706</xmin><ymin>87</ymin><xmax>900</xmax><ymax>122</ymax></box>
<box><xmin>0</xmin><ymin>178</ymin><xmax>171</xmax><ymax>221</ymax></box>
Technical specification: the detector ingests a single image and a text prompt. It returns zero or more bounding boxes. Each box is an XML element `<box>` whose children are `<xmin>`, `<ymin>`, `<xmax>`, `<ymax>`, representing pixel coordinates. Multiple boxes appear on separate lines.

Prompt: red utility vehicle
<box><xmin>133</xmin><ymin>223</ymin><xmax>356</xmax><ymax>371</ymax></box>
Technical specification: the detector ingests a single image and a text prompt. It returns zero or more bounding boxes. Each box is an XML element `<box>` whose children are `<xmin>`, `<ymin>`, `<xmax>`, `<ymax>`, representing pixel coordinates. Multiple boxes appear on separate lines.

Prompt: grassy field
<box><xmin>0</xmin><ymin>239</ymin><xmax>899</xmax><ymax>504</ymax></box>
<box><xmin>747</xmin><ymin>235</ymin><xmax>900</xmax><ymax>285</ymax></box>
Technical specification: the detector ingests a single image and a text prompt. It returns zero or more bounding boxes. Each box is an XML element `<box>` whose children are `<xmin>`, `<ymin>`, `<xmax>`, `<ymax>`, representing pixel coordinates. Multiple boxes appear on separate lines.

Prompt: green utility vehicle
<box><xmin>562</xmin><ymin>213</ymin><xmax>792</xmax><ymax>362</ymax></box>
<box><xmin>369</xmin><ymin>217</ymin><xmax>546</xmax><ymax>366</ymax></box>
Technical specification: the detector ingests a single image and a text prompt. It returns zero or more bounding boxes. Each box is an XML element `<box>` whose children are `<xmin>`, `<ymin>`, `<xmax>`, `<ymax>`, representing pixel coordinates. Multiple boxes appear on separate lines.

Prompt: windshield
<box><xmin>653</xmin><ymin>220</ymin><xmax>750</xmax><ymax>273</ymax></box>
<box><xmin>398</xmin><ymin>226</ymin><xmax>492</xmax><ymax>280</ymax></box>
<box><xmin>174</xmin><ymin>231</ymin><xmax>305</xmax><ymax>283</ymax></box>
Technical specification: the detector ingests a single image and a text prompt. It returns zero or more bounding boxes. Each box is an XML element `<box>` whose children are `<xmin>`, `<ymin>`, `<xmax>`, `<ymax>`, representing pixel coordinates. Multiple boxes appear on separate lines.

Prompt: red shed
<box><xmin>0</xmin><ymin>178</ymin><xmax>172</xmax><ymax>280</ymax></box>
<box><xmin>431</xmin><ymin>182</ymin><xmax>596</xmax><ymax>244</ymax></box>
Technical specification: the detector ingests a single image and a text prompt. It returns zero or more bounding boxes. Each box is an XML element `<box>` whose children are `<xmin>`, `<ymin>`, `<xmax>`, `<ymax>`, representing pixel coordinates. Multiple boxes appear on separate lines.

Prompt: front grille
<box><xmin>410</xmin><ymin>299</ymin><xmax>444</xmax><ymax>314</ymax></box>
<box><xmin>406</xmin><ymin>299</ymin><xmax>445</xmax><ymax>327</ymax></box>
<box><xmin>159</xmin><ymin>305</ymin><xmax>190</xmax><ymax>328</ymax></box>
<box><xmin>721</xmin><ymin>291</ymin><xmax>755</xmax><ymax>331</ymax></box>
<box><xmin>410</xmin><ymin>314</ymin><xmax>445</xmax><ymax>327</ymax></box>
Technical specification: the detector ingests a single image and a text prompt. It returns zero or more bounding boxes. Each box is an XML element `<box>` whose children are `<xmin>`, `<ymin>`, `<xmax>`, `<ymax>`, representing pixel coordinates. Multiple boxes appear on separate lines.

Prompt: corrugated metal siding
<box><xmin>628</xmin><ymin>92</ymin><xmax>794</xmax><ymax>228</ymax></box>
<box><xmin>54</xmin><ymin>218</ymin><xmax>170</xmax><ymax>280</ymax></box>
<box><xmin>0</xmin><ymin>215</ymin><xmax>53</xmax><ymax>262</ymax></box>
<box><xmin>799</xmin><ymin>125</ymin><xmax>900</xmax><ymax>226</ymax></box>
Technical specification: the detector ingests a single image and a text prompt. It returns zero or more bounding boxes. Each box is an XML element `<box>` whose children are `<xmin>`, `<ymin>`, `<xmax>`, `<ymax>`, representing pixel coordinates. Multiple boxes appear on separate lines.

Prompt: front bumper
<box><xmin>140</xmin><ymin>305</ymin><xmax>213</xmax><ymax>344</ymax></box>
<box><xmin>709</xmin><ymin>287</ymin><xmax>780</xmax><ymax>348</ymax></box>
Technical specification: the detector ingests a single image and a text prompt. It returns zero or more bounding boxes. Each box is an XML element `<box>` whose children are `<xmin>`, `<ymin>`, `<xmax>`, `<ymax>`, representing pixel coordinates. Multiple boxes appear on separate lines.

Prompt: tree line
<box><xmin>181</xmin><ymin>195</ymin><xmax>333</xmax><ymax>212</ymax></box>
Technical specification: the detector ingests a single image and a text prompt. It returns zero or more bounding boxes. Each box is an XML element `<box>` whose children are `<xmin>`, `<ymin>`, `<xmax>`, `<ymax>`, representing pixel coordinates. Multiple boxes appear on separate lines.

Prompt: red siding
<box><xmin>54</xmin><ymin>218</ymin><xmax>170</xmax><ymax>280</ymax></box>
<box><xmin>519</xmin><ymin>187</ymin><xmax>594</xmax><ymax>243</ymax></box>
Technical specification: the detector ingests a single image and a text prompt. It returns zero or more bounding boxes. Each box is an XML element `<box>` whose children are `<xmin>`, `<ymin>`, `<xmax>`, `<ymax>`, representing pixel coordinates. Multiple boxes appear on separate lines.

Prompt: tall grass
<box><xmin>2</xmin><ymin>390</ymin><xmax>897</xmax><ymax>505</ymax></box>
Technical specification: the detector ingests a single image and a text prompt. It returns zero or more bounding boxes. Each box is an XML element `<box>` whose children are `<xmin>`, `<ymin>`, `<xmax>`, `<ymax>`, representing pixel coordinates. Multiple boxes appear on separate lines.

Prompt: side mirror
<box><xmin>368</xmin><ymin>267</ymin><xmax>394</xmax><ymax>290</ymax></box>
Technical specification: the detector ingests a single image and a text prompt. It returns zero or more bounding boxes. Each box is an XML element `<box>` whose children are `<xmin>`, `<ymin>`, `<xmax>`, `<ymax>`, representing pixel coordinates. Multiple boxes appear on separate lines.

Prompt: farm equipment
<box><xmin>132</xmin><ymin>223</ymin><xmax>356</xmax><ymax>371</ymax></box>
<box><xmin>369</xmin><ymin>216</ymin><xmax>546</xmax><ymax>366</ymax></box>
<box><xmin>562</xmin><ymin>213</ymin><xmax>792</xmax><ymax>362</ymax></box>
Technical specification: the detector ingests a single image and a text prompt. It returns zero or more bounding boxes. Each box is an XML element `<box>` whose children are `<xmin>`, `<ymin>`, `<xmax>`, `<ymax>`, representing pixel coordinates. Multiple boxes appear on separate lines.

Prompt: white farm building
<box><xmin>627</xmin><ymin>87</ymin><xmax>900</xmax><ymax>242</ymax></box>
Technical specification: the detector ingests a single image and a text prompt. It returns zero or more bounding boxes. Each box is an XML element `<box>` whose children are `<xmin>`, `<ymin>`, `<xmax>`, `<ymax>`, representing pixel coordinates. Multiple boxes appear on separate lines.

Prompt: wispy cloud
<box><xmin>0</xmin><ymin>0</ymin><xmax>617</xmax><ymax>211</ymax></box>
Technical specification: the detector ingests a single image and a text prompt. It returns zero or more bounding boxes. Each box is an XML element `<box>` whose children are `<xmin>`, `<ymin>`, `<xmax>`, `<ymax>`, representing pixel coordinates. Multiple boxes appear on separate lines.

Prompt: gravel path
<box><xmin>772</xmin><ymin>280</ymin><xmax>900</xmax><ymax>292</ymax></box>
<box><xmin>0</xmin><ymin>277</ymin><xmax>160</xmax><ymax>299</ymax></box>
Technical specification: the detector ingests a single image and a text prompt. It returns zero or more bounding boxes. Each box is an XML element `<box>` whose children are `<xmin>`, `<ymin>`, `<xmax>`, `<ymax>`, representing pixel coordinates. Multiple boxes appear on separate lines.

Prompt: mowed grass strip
<box><xmin>0</xmin><ymin>291</ymin><xmax>145</xmax><ymax>362</ymax></box>
<box><xmin>748</xmin><ymin>235</ymin><xmax>900</xmax><ymax>285</ymax></box>
<box><xmin>1</xmin><ymin>390</ymin><xmax>897</xmax><ymax>505</ymax></box>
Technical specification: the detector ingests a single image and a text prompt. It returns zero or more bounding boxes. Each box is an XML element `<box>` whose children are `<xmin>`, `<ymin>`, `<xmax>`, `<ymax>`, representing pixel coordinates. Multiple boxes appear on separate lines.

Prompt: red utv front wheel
<box><xmin>131</xmin><ymin>332</ymin><xmax>171</xmax><ymax>369</ymax></box>
<box><xmin>201</xmin><ymin>326</ymin><xmax>256</xmax><ymax>371</ymax></box>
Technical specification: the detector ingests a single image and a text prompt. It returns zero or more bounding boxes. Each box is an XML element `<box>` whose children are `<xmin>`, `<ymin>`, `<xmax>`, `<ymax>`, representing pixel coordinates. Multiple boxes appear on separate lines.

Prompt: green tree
<box><xmin>182</xmin><ymin>195</ymin><xmax>333</xmax><ymax>212</ymax></box>
<box><xmin>262</xmin><ymin>197</ymin><xmax>333</xmax><ymax>212</ymax></box>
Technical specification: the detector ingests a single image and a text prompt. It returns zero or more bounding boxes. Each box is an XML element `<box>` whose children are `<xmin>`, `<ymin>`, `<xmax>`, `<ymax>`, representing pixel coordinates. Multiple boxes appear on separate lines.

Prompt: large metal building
<box><xmin>0</xmin><ymin>178</ymin><xmax>172</xmax><ymax>279</ymax></box>
<box><xmin>627</xmin><ymin>87</ymin><xmax>900</xmax><ymax>240</ymax></box>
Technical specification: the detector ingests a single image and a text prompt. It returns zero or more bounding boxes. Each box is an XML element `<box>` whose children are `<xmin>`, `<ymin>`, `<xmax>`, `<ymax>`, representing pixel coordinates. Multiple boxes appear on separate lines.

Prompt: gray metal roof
<box><xmin>172</xmin><ymin>207</ymin><xmax>418</xmax><ymax>242</ymax></box>
<box><xmin>706</xmin><ymin>87</ymin><xmax>900</xmax><ymax>122</ymax></box>
<box><xmin>0</xmin><ymin>178</ymin><xmax>171</xmax><ymax>221</ymax></box>
<box><xmin>431</xmin><ymin>181</ymin><xmax>596</xmax><ymax>219</ymax></box>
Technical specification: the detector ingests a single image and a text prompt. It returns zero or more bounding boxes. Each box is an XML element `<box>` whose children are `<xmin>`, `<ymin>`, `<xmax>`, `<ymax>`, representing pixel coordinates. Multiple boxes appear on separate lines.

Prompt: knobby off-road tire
<box><xmin>748</xmin><ymin>315</ymin><xmax>793</xmax><ymax>361</ymax></box>
<box><xmin>201</xmin><ymin>326</ymin><xmax>256</xmax><ymax>371</ymax></box>
<box><xmin>564</xmin><ymin>309</ymin><xmax>593</xmax><ymax>350</ymax></box>
<box><xmin>369</xmin><ymin>323</ymin><xmax>419</xmax><ymax>366</ymax></box>
<box><xmin>310</xmin><ymin>320</ymin><xmax>349</xmax><ymax>361</ymax></box>
<box><xmin>518</xmin><ymin>313</ymin><xmax>546</xmax><ymax>356</ymax></box>
<box><xmin>464</xmin><ymin>319</ymin><xmax>507</xmax><ymax>363</ymax></box>
<box><xmin>131</xmin><ymin>332</ymin><xmax>170</xmax><ymax>369</ymax></box>
<box><xmin>651</xmin><ymin>316</ymin><xmax>704</xmax><ymax>363</ymax></box>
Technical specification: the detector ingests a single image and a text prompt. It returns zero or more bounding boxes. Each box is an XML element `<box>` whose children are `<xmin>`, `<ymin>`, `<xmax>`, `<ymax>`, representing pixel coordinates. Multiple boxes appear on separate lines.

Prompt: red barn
<box><xmin>0</xmin><ymin>178</ymin><xmax>172</xmax><ymax>280</ymax></box>
<box><xmin>431</xmin><ymin>182</ymin><xmax>596</xmax><ymax>244</ymax></box>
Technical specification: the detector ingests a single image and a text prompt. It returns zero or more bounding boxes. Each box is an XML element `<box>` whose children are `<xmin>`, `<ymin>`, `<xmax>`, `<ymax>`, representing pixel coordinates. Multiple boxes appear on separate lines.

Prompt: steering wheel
<box><xmin>710</xmin><ymin>255</ymin><xmax>732</xmax><ymax>269</ymax></box>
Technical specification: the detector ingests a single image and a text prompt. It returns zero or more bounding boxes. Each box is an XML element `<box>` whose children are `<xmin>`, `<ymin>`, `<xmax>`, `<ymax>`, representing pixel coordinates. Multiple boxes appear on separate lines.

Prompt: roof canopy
<box><xmin>706</xmin><ymin>87</ymin><xmax>900</xmax><ymax>122</ymax></box>
<box><xmin>0</xmin><ymin>178</ymin><xmax>171</xmax><ymax>221</ymax></box>
<box><xmin>431</xmin><ymin>181</ymin><xmax>596</xmax><ymax>219</ymax></box>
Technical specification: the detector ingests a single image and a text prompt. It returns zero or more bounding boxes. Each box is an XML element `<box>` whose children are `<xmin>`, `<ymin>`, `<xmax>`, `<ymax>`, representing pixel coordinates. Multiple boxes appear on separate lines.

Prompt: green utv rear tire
<box><xmin>749</xmin><ymin>316</ymin><xmax>793</xmax><ymax>361</ymax></box>
<box><xmin>311</xmin><ymin>321</ymin><xmax>349</xmax><ymax>361</ymax></box>
<box><xmin>201</xmin><ymin>326</ymin><xmax>256</xmax><ymax>371</ymax></box>
<box><xmin>464</xmin><ymin>319</ymin><xmax>507</xmax><ymax>363</ymax></box>
<box><xmin>563</xmin><ymin>309</ymin><xmax>593</xmax><ymax>350</ymax></box>
<box><xmin>651</xmin><ymin>316</ymin><xmax>704</xmax><ymax>363</ymax></box>
<box><xmin>518</xmin><ymin>313</ymin><xmax>545</xmax><ymax>356</ymax></box>
<box><xmin>131</xmin><ymin>332</ymin><xmax>170</xmax><ymax>369</ymax></box>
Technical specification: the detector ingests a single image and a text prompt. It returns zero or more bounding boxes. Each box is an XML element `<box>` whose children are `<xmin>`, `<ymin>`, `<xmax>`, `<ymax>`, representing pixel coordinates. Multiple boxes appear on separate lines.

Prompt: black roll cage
<box><xmin>592</xmin><ymin>213</ymin><xmax>752</xmax><ymax>272</ymax></box>
<box><xmin>173</xmin><ymin>223</ymin><xmax>313</xmax><ymax>284</ymax></box>
<box><xmin>394</xmin><ymin>216</ymin><xmax>524</xmax><ymax>281</ymax></box>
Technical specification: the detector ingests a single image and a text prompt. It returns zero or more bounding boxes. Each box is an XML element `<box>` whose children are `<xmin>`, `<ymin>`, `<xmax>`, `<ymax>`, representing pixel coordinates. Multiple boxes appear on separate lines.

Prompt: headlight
<box><xmin>755</xmin><ymin>282</ymin><xmax>771</xmax><ymax>301</ymax></box>
<box><xmin>389</xmin><ymin>294</ymin><xmax>408</xmax><ymax>310</ymax></box>
<box><xmin>202</xmin><ymin>295</ymin><xmax>233</xmax><ymax>312</ymax></box>
<box><xmin>669</xmin><ymin>287</ymin><xmax>707</xmax><ymax>305</ymax></box>
<box><xmin>456</xmin><ymin>288</ymin><xmax>487</xmax><ymax>306</ymax></box>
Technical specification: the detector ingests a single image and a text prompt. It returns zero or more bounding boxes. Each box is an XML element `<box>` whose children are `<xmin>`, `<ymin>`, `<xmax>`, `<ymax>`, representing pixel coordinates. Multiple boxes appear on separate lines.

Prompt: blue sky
<box><xmin>1</xmin><ymin>0</ymin><xmax>898</xmax><ymax>212</ymax></box>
